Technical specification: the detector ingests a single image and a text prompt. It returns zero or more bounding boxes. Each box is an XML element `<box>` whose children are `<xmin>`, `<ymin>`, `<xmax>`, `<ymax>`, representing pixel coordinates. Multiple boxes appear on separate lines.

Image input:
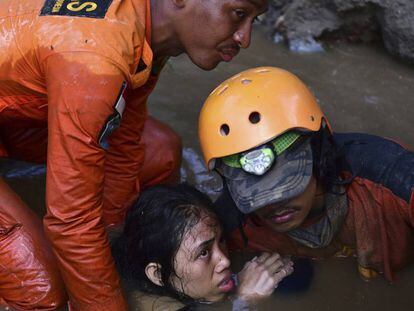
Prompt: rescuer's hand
<box><xmin>236</xmin><ymin>252</ymin><xmax>294</xmax><ymax>303</ymax></box>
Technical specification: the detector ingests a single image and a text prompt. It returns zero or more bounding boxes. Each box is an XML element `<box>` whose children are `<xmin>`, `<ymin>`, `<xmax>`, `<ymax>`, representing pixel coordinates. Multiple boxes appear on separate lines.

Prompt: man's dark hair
<box><xmin>310</xmin><ymin>125</ymin><xmax>353</xmax><ymax>193</ymax></box>
<box><xmin>112</xmin><ymin>183</ymin><xmax>218</xmax><ymax>303</ymax></box>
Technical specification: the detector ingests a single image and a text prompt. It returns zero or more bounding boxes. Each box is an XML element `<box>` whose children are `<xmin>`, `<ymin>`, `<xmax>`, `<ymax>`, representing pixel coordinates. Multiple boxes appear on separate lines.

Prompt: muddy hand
<box><xmin>236</xmin><ymin>252</ymin><xmax>294</xmax><ymax>303</ymax></box>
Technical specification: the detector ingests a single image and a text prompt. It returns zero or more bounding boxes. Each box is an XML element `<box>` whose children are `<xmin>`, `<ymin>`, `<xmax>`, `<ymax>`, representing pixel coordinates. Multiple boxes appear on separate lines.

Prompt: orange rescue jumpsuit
<box><xmin>0</xmin><ymin>0</ymin><xmax>181</xmax><ymax>309</ymax></box>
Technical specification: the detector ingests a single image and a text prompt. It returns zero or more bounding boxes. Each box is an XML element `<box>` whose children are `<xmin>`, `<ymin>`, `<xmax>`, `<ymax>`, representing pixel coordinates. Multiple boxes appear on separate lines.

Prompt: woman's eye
<box><xmin>253</xmin><ymin>16</ymin><xmax>260</xmax><ymax>24</ymax></box>
<box><xmin>199</xmin><ymin>249</ymin><xmax>210</xmax><ymax>258</ymax></box>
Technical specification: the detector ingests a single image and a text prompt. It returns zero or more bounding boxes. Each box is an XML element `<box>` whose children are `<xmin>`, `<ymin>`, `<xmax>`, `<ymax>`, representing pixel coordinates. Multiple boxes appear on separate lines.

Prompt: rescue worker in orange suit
<box><xmin>199</xmin><ymin>67</ymin><xmax>414</xmax><ymax>283</ymax></box>
<box><xmin>0</xmin><ymin>0</ymin><xmax>268</xmax><ymax>310</ymax></box>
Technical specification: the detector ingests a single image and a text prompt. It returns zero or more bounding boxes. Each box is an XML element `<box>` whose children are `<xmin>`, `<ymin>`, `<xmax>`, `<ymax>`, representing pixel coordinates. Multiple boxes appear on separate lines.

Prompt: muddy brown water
<box><xmin>2</xmin><ymin>25</ymin><xmax>414</xmax><ymax>310</ymax></box>
<box><xmin>147</xmin><ymin>26</ymin><xmax>414</xmax><ymax>311</ymax></box>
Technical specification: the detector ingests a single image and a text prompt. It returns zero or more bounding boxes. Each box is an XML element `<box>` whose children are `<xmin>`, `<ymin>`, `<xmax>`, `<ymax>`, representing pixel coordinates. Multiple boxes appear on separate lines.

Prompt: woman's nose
<box><xmin>215</xmin><ymin>249</ymin><xmax>231</xmax><ymax>273</ymax></box>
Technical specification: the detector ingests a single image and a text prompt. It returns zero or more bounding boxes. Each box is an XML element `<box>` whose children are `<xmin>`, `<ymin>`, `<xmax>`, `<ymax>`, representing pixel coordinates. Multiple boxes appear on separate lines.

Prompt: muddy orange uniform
<box><xmin>0</xmin><ymin>0</ymin><xmax>180</xmax><ymax>310</ymax></box>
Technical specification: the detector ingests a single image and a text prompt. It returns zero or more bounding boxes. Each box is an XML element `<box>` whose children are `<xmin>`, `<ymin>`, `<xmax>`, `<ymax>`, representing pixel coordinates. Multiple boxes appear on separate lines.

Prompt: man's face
<box><xmin>254</xmin><ymin>176</ymin><xmax>318</xmax><ymax>233</ymax></box>
<box><xmin>175</xmin><ymin>0</ymin><xmax>268</xmax><ymax>70</ymax></box>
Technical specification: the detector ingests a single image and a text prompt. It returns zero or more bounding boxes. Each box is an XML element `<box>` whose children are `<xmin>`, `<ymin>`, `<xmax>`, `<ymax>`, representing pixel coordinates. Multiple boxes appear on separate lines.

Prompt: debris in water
<box><xmin>273</xmin><ymin>32</ymin><xmax>284</xmax><ymax>44</ymax></box>
<box><xmin>289</xmin><ymin>36</ymin><xmax>324</xmax><ymax>53</ymax></box>
<box><xmin>0</xmin><ymin>159</ymin><xmax>46</xmax><ymax>179</ymax></box>
<box><xmin>180</xmin><ymin>147</ymin><xmax>223</xmax><ymax>200</ymax></box>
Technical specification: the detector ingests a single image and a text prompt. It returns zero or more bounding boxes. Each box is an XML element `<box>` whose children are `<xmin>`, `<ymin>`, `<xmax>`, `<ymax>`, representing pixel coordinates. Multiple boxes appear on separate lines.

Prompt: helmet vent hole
<box><xmin>218</xmin><ymin>86</ymin><xmax>228</xmax><ymax>96</ymax></box>
<box><xmin>220</xmin><ymin>124</ymin><xmax>230</xmax><ymax>136</ymax></box>
<box><xmin>241</xmin><ymin>79</ymin><xmax>252</xmax><ymax>85</ymax></box>
<box><xmin>310</xmin><ymin>115</ymin><xmax>315</xmax><ymax>121</ymax></box>
<box><xmin>249</xmin><ymin>112</ymin><xmax>261</xmax><ymax>124</ymax></box>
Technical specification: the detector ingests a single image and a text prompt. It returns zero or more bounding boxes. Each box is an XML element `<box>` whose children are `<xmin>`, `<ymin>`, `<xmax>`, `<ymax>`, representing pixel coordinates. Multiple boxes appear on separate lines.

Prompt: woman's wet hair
<box><xmin>112</xmin><ymin>183</ymin><xmax>218</xmax><ymax>302</ymax></box>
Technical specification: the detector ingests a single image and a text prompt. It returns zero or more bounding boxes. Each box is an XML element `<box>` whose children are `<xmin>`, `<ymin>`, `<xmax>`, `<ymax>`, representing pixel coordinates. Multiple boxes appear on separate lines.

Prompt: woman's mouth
<box><xmin>218</xmin><ymin>277</ymin><xmax>235</xmax><ymax>293</ymax></box>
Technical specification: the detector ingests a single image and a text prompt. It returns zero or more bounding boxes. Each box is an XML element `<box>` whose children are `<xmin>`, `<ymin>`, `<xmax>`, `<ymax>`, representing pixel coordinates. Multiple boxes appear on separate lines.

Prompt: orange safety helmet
<box><xmin>198</xmin><ymin>67</ymin><xmax>330</xmax><ymax>169</ymax></box>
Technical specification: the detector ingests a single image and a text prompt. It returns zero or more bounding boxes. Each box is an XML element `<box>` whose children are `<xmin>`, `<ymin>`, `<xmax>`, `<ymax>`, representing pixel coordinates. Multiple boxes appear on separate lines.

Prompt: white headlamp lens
<box><xmin>239</xmin><ymin>147</ymin><xmax>275</xmax><ymax>175</ymax></box>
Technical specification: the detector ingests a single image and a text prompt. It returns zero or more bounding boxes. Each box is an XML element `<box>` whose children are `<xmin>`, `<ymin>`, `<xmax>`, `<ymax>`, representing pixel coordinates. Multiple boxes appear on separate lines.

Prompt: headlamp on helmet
<box><xmin>221</xmin><ymin>131</ymin><xmax>301</xmax><ymax>175</ymax></box>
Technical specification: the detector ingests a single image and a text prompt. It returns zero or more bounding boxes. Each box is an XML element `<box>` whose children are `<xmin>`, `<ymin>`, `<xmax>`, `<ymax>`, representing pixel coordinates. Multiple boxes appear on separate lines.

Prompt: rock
<box><xmin>377</xmin><ymin>0</ymin><xmax>414</xmax><ymax>63</ymax></box>
<box><xmin>283</xmin><ymin>0</ymin><xmax>342</xmax><ymax>40</ymax></box>
<box><xmin>264</xmin><ymin>0</ymin><xmax>414</xmax><ymax>63</ymax></box>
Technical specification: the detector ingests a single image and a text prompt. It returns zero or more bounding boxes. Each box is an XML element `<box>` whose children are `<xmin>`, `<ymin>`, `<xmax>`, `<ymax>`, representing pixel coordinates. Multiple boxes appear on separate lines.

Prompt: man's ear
<box><xmin>145</xmin><ymin>263</ymin><xmax>164</xmax><ymax>286</ymax></box>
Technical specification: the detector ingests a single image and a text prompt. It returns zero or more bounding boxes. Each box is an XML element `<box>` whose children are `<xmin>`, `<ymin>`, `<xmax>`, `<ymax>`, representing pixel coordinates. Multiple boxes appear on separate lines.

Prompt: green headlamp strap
<box><xmin>222</xmin><ymin>153</ymin><xmax>241</xmax><ymax>168</ymax></box>
<box><xmin>271</xmin><ymin>131</ymin><xmax>301</xmax><ymax>156</ymax></box>
<box><xmin>221</xmin><ymin>131</ymin><xmax>301</xmax><ymax>175</ymax></box>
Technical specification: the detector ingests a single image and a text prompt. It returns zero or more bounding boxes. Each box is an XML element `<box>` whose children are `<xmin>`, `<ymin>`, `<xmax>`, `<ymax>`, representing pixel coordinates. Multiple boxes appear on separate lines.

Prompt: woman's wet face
<box><xmin>171</xmin><ymin>214</ymin><xmax>234</xmax><ymax>302</ymax></box>
<box><xmin>175</xmin><ymin>0</ymin><xmax>268</xmax><ymax>70</ymax></box>
<box><xmin>254</xmin><ymin>176</ymin><xmax>318</xmax><ymax>233</ymax></box>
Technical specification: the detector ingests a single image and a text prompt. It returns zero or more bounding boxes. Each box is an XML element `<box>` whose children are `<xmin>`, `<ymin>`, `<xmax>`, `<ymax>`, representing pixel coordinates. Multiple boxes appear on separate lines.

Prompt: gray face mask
<box><xmin>286</xmin><ymin>185</ymin><xmax>348</xmax><ymax>248</ymax></box>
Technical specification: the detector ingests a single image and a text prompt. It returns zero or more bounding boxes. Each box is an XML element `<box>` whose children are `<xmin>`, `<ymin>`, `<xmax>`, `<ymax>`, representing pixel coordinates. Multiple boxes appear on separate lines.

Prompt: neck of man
<box><xmin>150</xmin><ymin>0</ymin><xmax>185</xmax><ymax>58</ymax></box>
<box><xmin>310</xmin><ymin>181</ymin><xmax>326</xmax><ymax>215</ymax></box>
